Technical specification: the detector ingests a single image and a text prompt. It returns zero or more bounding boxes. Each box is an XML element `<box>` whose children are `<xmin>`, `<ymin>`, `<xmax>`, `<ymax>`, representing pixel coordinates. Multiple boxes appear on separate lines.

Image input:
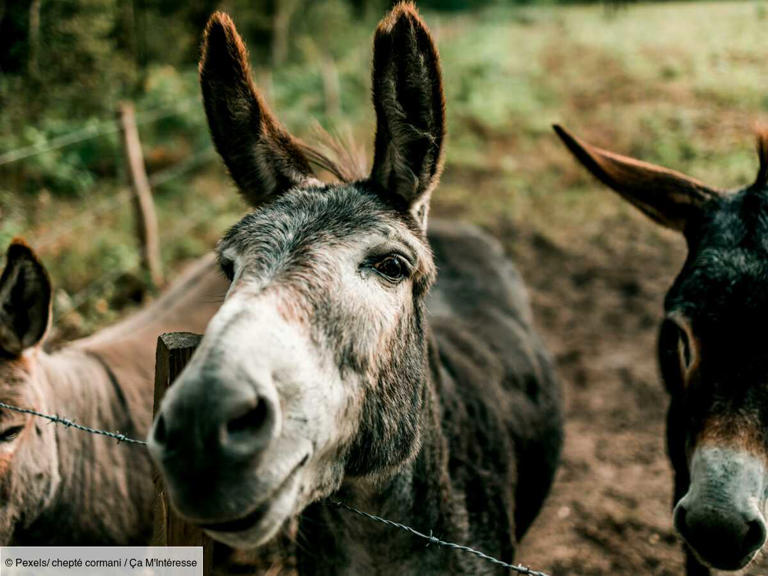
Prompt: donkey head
<box><xmin>149</xmin><ymin>4</ymin><xmax>444</xmax><ymax>548</ymax></box>
<box><xmin>556</xmin><ymin>125</ymin><xmax>768</xmax><ymax>570</ymax></box>
<box><xmin>0</xmin><ymin>241</ymin><xmax>58</xmax><ymax>542</ymax></box>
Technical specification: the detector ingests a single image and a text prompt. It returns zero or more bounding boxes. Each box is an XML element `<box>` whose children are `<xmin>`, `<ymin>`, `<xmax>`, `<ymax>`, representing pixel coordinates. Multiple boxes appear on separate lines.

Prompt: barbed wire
<box><xmin>0</xmin><ymin>401</ymin><xmax>146</xmax><ymax>445</ymax></box>
<box><xmin>331</xmin><ymin>501</ymin><xmax>551</xmax><ymax>575</ymax></box>
<box><xmin>0</xmin><ymin>96</ymin><xmax>200</xmax><ymax>167</ymax></box>
<box><xmin>0</xmin><ymin>398</ymin><xmax>552</xmax><ymax>575</ymax></box>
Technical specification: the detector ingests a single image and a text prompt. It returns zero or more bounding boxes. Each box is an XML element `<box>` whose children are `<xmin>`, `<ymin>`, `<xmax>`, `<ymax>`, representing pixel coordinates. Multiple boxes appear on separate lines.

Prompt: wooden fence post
<box><xmin>118</xmin><ymin>101</ymin><xmax>164</xmax><ymax>290</ymax></box>
<box><xmin>152</xmin><ymin>332</ymin><xmax>213</xmax><ymax>574</ymax></box>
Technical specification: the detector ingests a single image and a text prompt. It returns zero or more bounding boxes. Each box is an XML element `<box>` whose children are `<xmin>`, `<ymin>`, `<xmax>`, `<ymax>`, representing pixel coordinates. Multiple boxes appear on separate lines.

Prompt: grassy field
<box><xmin>3</xmin><ymin>0</ymin><xmax>768</xmax><ymax>336</ymax></box>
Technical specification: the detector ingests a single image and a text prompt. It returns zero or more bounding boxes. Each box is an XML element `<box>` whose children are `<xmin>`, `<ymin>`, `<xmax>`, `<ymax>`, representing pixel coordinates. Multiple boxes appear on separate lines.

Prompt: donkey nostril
<box><xmin>227</xmin><ymin>400</ymin><xmax>269</xmax><ymax>436</ymax></box>
<box><xmin>744</xmin><ymin>519</ymin><xmax>767</xmax><ymax>553</ymax></box>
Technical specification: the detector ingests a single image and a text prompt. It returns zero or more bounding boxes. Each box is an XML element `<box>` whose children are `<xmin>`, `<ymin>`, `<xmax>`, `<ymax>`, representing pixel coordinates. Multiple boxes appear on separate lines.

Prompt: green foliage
<box><xmin>4</xmin><ymin>1</ymin><xmax>768</xmax><ymax>339</ymax></box>
<box><xmin>35</xmin><ymin>0</ymin><xmax>136</xmax><ymax>114</ymax></box>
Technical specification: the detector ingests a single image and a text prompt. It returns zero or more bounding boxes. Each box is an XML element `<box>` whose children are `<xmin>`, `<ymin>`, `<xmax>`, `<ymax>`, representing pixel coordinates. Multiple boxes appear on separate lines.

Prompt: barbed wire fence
<box><xmin>0</xmin><ymin>396</ymin><xmax>552</xmax><ymax>576</ymax></box>
<box><xmin>0</xmin><ymin>96</ymin><xmax>200</xmax><ymax>167</ymax></box>
<box><xmin>0</xmin><ymin>97</ymin><xmax>222</xmax><ymax>326</ymax></box>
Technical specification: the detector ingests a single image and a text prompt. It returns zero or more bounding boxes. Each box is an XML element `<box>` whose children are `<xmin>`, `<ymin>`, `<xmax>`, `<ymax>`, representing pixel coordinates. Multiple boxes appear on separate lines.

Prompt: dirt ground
<box><xmin>489</xmin><ymin>217</ymin><xmax>766</xmax><ymax>576</ymax></box>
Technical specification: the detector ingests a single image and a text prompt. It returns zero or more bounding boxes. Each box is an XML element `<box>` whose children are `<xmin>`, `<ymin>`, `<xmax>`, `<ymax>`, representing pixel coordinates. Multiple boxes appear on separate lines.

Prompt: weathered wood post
<box><xmin>118</xmin><ymin>101</ymin><xmax>164</xmax><ymax>290</ymax></box>
<box><xmin>152</xmin><ymin>332</ymin><xmax>213</xmax><ymax>574</ymax></box>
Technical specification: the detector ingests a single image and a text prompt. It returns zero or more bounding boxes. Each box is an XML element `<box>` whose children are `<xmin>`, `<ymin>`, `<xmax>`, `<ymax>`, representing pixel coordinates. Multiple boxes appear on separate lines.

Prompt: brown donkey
<box><xmin>149</xmin><ymin>5</ymin><xmax>563</xmax><ymax>574</ymax></box>
<box><xmin>0</xmin><ymin>241</ymin><xmax>228</xmax><ymax>544</ymax></box>
<box><xmin>555</xmin><ymin>124</ymin><xmax>768</xmax><ymax>575</ymax></box>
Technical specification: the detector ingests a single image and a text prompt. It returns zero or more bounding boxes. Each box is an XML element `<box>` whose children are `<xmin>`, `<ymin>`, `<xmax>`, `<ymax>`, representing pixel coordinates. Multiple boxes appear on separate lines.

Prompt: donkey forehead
<box><xmin>694</xmin><ymin>188</ymin><xmax>768</xmax><ymax>253</ymax></box>
<box><xmin>670</xmin><ymin>258</ymin><xmax>768</xmax><ymax>346</ymax></box>
<box><xmin>219</xmin><ymin>185</ymin><xmax>431</xmax><ymax>270</ymax></box>
<box><xmin>669</xmin><ymin>191</ymin><xmax>768</xmax><ymax>317</ymax></box>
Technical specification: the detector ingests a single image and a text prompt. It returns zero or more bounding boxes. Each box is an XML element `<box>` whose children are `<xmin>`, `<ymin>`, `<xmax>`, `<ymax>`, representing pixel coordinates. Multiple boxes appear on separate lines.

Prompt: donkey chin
<box><xmin>674</xmin><ymin>446</ymin><xmax>768</xmax><ymax>571</ymax></box>
<box><xmin>155</xmin><ymin>425</ymin><xmax>315</xmax><ymax>548</ymax></box>
<box><xmin>197</xmin><ymin>466</ymin><xmax>304</xmax><ymax>548</ymax></box>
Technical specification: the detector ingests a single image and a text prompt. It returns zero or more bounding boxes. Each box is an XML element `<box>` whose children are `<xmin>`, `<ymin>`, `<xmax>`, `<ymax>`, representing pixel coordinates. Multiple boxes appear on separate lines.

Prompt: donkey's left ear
<box><xmin>0</xmin><ymin>240</ymin><xmax>52</xmax><ymax>356</ymax></box>
<box><xmin>369</xmin><ymin>3</ymin><xmax>445</xmax><ymax>230</ymax></box>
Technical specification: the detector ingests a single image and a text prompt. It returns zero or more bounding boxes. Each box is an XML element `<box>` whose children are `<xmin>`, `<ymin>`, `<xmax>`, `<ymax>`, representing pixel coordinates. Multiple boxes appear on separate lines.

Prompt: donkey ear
<box><xmin>553</xmin><ymin>125</ymin><xmax>724</xmax><ymax>232</ymax></box>
<box><xmin>0</xmin><ymin>241</ymin><xmax>52</xmax><ymax>357</ymax></box>
<box><xmin>369</xmin><ymin>3</ymin><xmax>445</xmax><ymax>229</ymax></box>
<box><xmin>200</xmin><ymin>12</ymin><xmax>315</xmax><ymax>206</ymax></box>
<box><xmin>751</xmin><ymin>126</ymin><xmax>768</xmax><ymax>191</ymax></box>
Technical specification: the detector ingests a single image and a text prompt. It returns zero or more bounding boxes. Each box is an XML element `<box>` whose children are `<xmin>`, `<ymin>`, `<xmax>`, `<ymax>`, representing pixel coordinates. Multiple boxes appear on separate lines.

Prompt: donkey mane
<box><xmin>299</xmin><ymin>129</ymin><xmax>369</xmax><ymax>184</ymax></box>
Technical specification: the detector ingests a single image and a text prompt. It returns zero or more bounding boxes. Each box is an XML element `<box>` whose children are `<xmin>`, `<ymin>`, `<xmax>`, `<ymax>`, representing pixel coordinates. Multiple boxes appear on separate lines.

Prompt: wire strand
<box><xmin>0</xmin><ymin>401</ymin><xmax>146</xmax><ymax>445</ymax></box>
<box><xmin>331</xmin><ymin>501</ymin><xmax>551</xmax><ymax>576</ymax></box>
<box><xmin>0</xmin><ymin>97</ymin><xmax>200</xmax><ymax>167</ymax></box>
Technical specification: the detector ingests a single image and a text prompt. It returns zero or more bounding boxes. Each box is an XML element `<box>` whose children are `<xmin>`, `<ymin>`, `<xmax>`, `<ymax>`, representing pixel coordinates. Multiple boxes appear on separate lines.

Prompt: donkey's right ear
<box><xmin>200</xmin><ymin>12</ymin><xmax>316</xmax><ymax>206</ymax></box>
<box><xmin>0</xmin><ymin>241</ymin><xmax>52</xmax><ymax>357</ymax></box>
<box><xmin>553</xmin><ymin>125</ymin><xmax>724</xmax><ymax>232</ymax></box>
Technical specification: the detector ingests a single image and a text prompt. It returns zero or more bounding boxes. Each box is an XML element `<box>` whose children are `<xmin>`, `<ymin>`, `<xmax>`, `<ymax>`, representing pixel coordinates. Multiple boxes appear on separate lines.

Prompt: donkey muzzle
<box><xmin>148</xmin><ymin>354</ymin><xmax>283</xmax><ymax>522</ymax></box>
<box><xmin>674</xmin><ymin>446</ymin><xmax>768</xmax><ymax>570</ymax></box>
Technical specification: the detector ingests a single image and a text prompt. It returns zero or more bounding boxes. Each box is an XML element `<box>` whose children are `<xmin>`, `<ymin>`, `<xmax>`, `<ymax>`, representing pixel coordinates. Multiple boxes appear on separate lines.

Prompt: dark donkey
<box><xmin>149</xmin><ymin>4</ymin><xmax>562</xmax><ymax>574</ymax></box>
<box><xmin>555</xmin><ymin>124</ymin><xmax>768</xmax><ymax>574</ymax></box>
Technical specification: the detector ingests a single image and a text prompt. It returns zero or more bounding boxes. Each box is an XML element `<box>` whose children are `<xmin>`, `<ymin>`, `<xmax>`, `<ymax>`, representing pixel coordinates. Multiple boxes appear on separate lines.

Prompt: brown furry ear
<box><xmin>369</xmin><ymin>2</ymin><xmax>445</xmax><ymax>229</ymax></box>
<box><xmin>0</xmin><ymin>240</ymin><xmax>52</xmax><ymax>356</ymax></box>
<box><xmin>553</xmin><ymin>125</ymin><xmax>724</xmax><ymax>232</ymax></box>
<box><xmin>200</xmin><ymin>12</ymin><xmax>315</xmax><ymax>206</ymax></box>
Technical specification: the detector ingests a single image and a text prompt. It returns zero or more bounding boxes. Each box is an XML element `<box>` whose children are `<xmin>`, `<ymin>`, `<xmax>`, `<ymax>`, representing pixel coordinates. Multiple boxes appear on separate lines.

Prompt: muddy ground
<box><xmin>498</xmin><ymin>217</ymin><xmax>767</xmax><ymax>576</ymax></box>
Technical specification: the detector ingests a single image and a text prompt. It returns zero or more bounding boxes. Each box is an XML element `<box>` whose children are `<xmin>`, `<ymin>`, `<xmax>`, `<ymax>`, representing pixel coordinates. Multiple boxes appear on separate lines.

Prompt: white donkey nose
<box><xmin>150</xmin><ymin>371</ymin><xmax>281</xmax><ymax>464</ymax></box>
<box><xmin>147</xmin><ymin>292</ymin><xmax>301</xmax><ymax>522</ymax></box>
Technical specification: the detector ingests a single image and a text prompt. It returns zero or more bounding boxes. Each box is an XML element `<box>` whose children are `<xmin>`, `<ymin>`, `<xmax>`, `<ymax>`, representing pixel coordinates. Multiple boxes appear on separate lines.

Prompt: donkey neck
<box><xmin>16</xmin><ymin>348</ymin><xmax>153</xmax><ymax>544</ymax></box>
<box><xmin>298</xmin><ymin>334</ymin><xmax>476</xmax><ymax>575</ymax></box>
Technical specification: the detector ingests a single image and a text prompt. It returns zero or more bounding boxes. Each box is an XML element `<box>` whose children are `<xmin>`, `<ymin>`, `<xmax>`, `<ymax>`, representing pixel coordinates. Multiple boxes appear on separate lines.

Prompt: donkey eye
<box><xmin>660</xmin><ymin>314</ymin><xmax>697</xmax><ymax>391</ymax></box>
<box><xmin>0</xmin><ymin>425</ymin><xmax>24</xmax><ymax>443</ymax></box>
<box><xmin>373</xmin><ymin>255</ymin><xmax>409</xmax><ymax>282</ymax></box>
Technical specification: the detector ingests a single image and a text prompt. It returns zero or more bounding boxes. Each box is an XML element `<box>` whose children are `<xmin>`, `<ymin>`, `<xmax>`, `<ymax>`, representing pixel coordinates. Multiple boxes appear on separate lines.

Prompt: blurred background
<box><xmin>2</xmin><ymin>1</ymin><xmax>768</xmax><ymax>573</ymax></box>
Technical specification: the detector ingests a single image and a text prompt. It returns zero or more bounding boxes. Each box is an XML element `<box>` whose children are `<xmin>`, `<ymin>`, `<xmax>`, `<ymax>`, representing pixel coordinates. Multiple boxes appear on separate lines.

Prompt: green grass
<box><xmin>4</xmin><ymin>0</ymin><xmax>768</xmax><ymax>339</ymax></box>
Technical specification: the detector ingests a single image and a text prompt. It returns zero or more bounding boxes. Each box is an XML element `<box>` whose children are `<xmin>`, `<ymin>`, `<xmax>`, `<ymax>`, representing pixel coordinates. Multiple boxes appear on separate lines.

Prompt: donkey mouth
<box><xmin>197</xmin><ymin>456</ymin><xmax>306</xmax><ymax>540</ymax></box>
<box><xmin>199</xmin><ymin>497</ymin><xmax>274</xmax><ymax>534</ymax></box>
